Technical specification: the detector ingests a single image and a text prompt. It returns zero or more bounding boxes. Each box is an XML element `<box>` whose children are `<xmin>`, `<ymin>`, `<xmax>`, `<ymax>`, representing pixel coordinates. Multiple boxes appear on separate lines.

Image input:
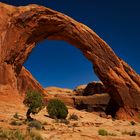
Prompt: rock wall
<box><xmin>0</xmin><ymin>2</ymin><xmax>140</xmax><ymax>120</ymax></box>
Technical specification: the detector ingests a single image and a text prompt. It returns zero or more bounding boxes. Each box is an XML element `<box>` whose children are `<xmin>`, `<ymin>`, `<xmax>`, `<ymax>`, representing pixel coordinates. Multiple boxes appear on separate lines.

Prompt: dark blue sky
<box><xmin>1</xmin><ymin>0</ymin><xmax>140</xmax><ymax>89</ymax></box>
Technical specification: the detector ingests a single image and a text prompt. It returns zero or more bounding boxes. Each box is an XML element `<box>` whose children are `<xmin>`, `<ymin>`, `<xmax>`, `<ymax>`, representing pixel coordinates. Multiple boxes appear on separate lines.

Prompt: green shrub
<box><xmin>68</xmin><ymin>113</ymin><xmax>79</xmax><ymax>121</ymax></box>
<box><xmin>0</xmin><ymin>129</ymin><xmax>24</xmax><ymax>140</ymax></box>
<box><xmin>0</xmin><ymin>129</ymin><xmax>44</xmax><ymax>140</ymax></box>
<box><xmin>23</xmin><ymin>90</ymin><xmax>45</xmax><ymax>120</ymax></box>
<box><xmin>13</xmin><ymin>112</ymin><xmax>19</xmax><ymax>119</ymax></box>
<box><xmin>122</xmin><ymin>130</ymin><xmax>137</xmax><ymax>136</ymax></box>
<box><xmin>98</xmin><ymin>129</ymin><xmax>108</xmax><ymax>136</ymax></box>
<box><xmin>47</xmin><ymin>99</ymin><xmax>68</xmax><ymax>119</ymax></box>
<box><xmin>10</xmin><ymin>120</ymin><xmax>22</xmax><ymax>126</ymax></box>
<box><xmin>14</xmin><ymin>130</ymin><xmax>24</xmax><ymax>140</ymax></box>
<box><xmin>130</xmin><ymin>121</ymin><xmax>136</xmax><ymax>126</ymax></box>
<box><xmin>98</xmin><ymin>129</ymin><xmax>116</xmax><ymax>136</ymax></box>
<box><xmin>28</xmin><ymin>120</ymin><xmax>43</xmax><ymax>130</ymax></box>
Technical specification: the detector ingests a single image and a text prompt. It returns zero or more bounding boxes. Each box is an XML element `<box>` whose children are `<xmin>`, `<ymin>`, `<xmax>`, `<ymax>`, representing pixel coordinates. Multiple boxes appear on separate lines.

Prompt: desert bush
<box><xmin>23</xmin><ymin>90</ymin><xmax>45</xmax><ymax>120</ymax></box>
<box><xmin>0</xmin><ymin>129</ymin><xmax>44</xmax><ymax>140</ymax></box>
<box><xmin>47</xmin><ymin>99</ymin><xmax>68</xmax><ymax>119</ymax></box>
<box><xmin>10</xmin><ymin>120</ymin><xmax>22</xmax><ymax>126</ymax></box>
<box><xmin>122</xmin><ymin>130</ymin><xmax>137</xmax><ymax>136</ymax></box>
<box><xmin>13</xmin><ymin>112</ymin><xmax>19</xmax><ymax>119</ymax></box>
<box><xmin>0</xmin><ymin>129</ymin><xmax>24</xmax><ymax>140</ymax></box>
<box><xmin>130</xmin><ymin>121</ymin><xmax>136</xmax><ymax>126</ymax></box>
<box><xmin>28</xmin><ymin>120</ymin><xmax>43</xmax><ymax>130</ymax></box>
<box><xmin>98</xmin><ymin>129</ymin><xmax>108</xmax><ymax>136</ymax></box>
<box><xmin>98</xmin><ymin>129</ymin><xmax>116</xmax><ymax>136</ymax></box>
<box><xmin>68</xmin><ymin>113</ymin><xmax>79</xmax><ymax>121</ymax></box>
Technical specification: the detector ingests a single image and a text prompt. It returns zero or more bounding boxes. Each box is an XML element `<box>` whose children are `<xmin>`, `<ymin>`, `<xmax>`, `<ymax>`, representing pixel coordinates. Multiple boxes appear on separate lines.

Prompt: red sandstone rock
<box><xmin>0</xmin><ymin>2</ymin><xmax>140</xmax><ymax>120</ymax></box>
<box><xmin>74</xmin><ymin>94</ymin><xmax>110</xmax><ymax>112</ymax></box>
<box><xmin>17</xmin><ymin>67</ymin><xmax>46</xmax><ymax>95</ymax></box>
<box><xmin>83</xmin><ymin>81</ymin><xmax>106</xmax><ymax>96</ymax></box>
<box><xmin>73</xmin><ymin>85</ymin><xmax>87</xmax><ymax>95</ymax></box>
<box><xmin>45</xmin><ymin>87</ymin><xmax>73</xmax><ymax>94</ymax></box>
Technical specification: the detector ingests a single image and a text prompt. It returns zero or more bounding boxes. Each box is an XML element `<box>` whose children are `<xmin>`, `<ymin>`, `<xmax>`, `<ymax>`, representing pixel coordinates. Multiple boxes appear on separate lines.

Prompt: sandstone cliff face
<box><xmin>0</xmin><ymin>2</ymin><xmax>140</xmax><ymax>120</ymax></box>
<box><xmin>17</xmin><ymin>67</ymin><xmax>46</xmax><ymax>94</ymax></box>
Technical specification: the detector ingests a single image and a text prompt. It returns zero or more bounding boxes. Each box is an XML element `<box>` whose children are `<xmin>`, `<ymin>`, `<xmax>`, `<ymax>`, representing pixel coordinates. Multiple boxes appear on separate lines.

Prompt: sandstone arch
<box><xmin>0</xmin><ymin>3</ymin><xmax>140</xmax><ymax>120</ymax></box>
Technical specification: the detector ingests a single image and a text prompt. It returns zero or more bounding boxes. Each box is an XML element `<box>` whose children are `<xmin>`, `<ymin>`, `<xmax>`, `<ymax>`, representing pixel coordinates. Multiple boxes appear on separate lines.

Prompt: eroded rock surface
<box><xmin>83</xmin><ymin>81</ymin><xmax>106</xmax><ymax>96</ymax></box>
<box><xmin>74</xmin><ymin>94</ymin><xmax>110</xmax><ymax>112</ymax></box>
<box><xmin>17</xmin><ymin>67</ymin><xmax>46</xmax><ymax>94</ymax></box>
<box><xmin>73</xmin><ymin>85</ymin><xmax>87</xmax><ymax>95</ymax></box>
<box><xmin>0</xmin><ymin>2</ymin><xmax>140</xmax><ymax>120</ymax></box>
<box><xmin>45</xmin><ymin>87</ymin><xmax>73</xmax><ymax>94</ymax></box>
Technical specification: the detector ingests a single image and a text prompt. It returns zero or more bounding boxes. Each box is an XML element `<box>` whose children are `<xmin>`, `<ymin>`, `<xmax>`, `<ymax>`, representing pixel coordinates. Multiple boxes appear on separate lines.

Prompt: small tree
<box><xmin>47</xmin><ymin>99</ymin><xmax>68</xmax><ymax>119</ymax></box>
<box><xmin>23</xmin><ymin>90</ymin><xmax>44</xmax><ymax>120</ymax></box>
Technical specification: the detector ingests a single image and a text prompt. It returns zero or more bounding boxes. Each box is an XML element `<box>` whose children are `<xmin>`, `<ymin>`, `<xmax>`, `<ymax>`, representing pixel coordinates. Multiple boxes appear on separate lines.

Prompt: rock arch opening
<box><xmin>23</xmin><ymin>39</ymin><xmax>99</xmax><ymax>89</ymax></box>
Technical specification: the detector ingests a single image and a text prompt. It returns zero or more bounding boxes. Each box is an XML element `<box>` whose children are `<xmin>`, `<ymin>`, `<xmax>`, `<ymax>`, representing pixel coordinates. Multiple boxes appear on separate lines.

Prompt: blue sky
<box><xmin>1</xmin><ymin>0</ymin><xmax>140</xmax><ymax>89</ymax></box>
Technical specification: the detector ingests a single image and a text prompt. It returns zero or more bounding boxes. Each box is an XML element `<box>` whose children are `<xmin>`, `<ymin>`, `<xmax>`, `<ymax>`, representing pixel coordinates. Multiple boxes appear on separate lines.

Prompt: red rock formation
<box><xmin>0</xmin><ymin>2</ymin><xmax>140</xmax><ymax>120</ymax></box>
<box><xmin>73</xmin><ymin>85</ymin><xmax>87</xmax><ymax>95</ymax></box>
<box><xmin>17</xmin><ymin>67</ymin><xmax>46</xmax><ymax>95</ymax></box>
<box><xmin>83</xmin><ymin>82</ymin><xmax>106</xmax><ymax>96</ymax></box>
<box><xmin>45</xmin><ymin>87</ymin><xmax>73</xmax><ymax>94</ymax></box>
<box><xmin>74</xmin><ymin>94</ymin><xmax>110</xmax><ymax>112</ymax></box>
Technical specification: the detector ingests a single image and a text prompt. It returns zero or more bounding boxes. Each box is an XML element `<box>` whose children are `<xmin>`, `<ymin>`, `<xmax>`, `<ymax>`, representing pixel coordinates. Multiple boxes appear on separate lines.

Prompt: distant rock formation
<box><xmin>83</xmin><ymin>81</ymin><xmax>106</xmax><ymax>96</ymax></box>
<box><xmin>74</xmin><ymin>94</ymin><xmax>110</xmax><ymax>112</ymax></box>
<box><xmin>44</xmin><ymin>86</ymin><xmax>110</xmax><ymax>113</ymax></box>
<box><xmin>73</xmin><ymin>85</ymin><xmax>87</xmax><ymax>95</ymax></box>
<box><xmin>0</xmin><ymin>2</ymin><xmax>140</xmax><ymax>120</ymax></box>
<box><xmin>73</xmin><ymin>82</ymin><xmax>106</xmax><ymax>96</ymax></box>
<box><xmin>45</xmin><ymin>87</ymin><xmax>73</xmax><ymax>94</ymax></box>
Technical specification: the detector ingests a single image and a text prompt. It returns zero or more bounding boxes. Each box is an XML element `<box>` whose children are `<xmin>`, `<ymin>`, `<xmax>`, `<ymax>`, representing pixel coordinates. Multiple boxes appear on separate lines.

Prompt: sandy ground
<box><xmin>0</xmin><ymin>98</ymin><xmax>140</xmax><ymax>140</ymax></box>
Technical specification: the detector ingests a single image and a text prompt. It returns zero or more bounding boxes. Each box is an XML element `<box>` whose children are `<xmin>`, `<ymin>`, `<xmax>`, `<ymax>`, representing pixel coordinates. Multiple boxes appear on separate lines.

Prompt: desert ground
<box><xmin>0</xmin><ymin>95</ymin><xmax>140</xmax><ymax>140</ymax></box>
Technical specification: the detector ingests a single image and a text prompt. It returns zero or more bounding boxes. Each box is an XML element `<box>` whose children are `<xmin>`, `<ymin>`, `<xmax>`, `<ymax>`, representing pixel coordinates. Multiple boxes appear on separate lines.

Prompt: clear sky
<box><xmin>1</xmin><ymin>0</ymin><xmax>140</xmax><ymax>89</ymax></box>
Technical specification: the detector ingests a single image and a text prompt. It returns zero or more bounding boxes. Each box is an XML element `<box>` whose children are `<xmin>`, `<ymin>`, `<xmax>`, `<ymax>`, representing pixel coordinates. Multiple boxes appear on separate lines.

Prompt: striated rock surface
<box><xmin>74</xmin><ymin>93</ymin><xmax>110</xmax><ymax>112</ymax></box>
<box><xmin>45</xmin><ymin>87</ymin><xmax>73</xmax><ymax>94</ymax></box>
<box><xmin>0</xmin><ymin>2</ymin><xmax>140</xmax><ymax>120</ymax></box>
<box><xmin>73</xmin><ymin>85</ymin><xmax>87</xmax><ymax>95</ymax></box>
<box><xmin>45</xmin><ymin>94</ymin><xmax>75</xmax><ymax>107</ymax></box>
<box><xmin>17</xmin><ymin>67</ymin><xmax>46</xmax><ymax>95</ymax></box>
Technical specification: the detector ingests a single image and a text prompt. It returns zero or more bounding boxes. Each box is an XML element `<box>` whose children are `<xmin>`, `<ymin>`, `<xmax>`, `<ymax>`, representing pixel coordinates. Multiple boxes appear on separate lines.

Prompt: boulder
<box><xmin>83</xmin><ymin>81</ymin><xmax>106</xmax><ymax>96</ymax></box>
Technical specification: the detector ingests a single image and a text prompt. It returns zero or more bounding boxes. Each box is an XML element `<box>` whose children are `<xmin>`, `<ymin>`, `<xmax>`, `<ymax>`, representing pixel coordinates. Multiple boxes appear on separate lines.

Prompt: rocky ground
<box><xmin>0</xmin><ymin>97</ymin><xmax>140</xmax><ymax>140</ymax></box>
